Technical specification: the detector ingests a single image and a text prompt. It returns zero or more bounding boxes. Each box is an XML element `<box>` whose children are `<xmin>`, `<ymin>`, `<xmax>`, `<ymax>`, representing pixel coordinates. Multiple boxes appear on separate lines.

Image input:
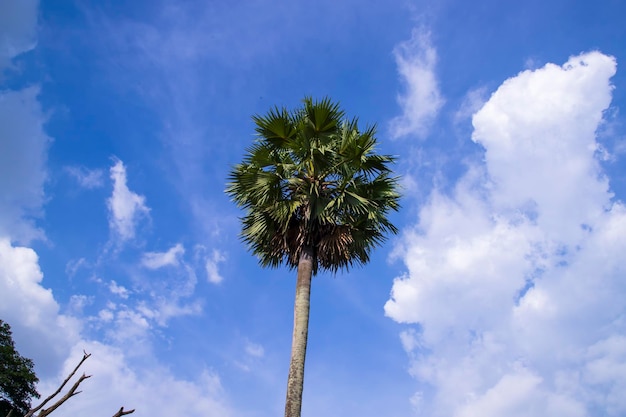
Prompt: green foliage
<box><xmin>226</xmin><ymin>97</ymin><xmax>401</xmax><ymax>274</ymax></box>
<box><xmin>0</xmin><ymin>320</ymin><xmax>39</xmax><ymax>417</ymax></box>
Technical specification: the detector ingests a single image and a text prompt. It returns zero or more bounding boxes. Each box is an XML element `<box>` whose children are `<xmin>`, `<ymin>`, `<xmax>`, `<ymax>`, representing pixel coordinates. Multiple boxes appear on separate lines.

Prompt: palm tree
<box><xmin>226</xmin><ymin>97</ymin><xmax>400</xmax><ymax>417</ymax></box>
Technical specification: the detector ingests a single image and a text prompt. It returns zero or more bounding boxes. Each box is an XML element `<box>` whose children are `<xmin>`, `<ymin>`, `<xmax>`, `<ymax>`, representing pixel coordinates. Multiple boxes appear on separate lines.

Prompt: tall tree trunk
<box><xmin>284</xmin><ymin>245</ymin><xmax>314</xmax><ymax>417</ymax></box>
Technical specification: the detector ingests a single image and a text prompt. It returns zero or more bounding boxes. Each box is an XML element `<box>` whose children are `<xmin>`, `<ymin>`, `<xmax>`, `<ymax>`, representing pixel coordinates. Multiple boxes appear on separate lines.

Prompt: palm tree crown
<box><xmin>226</xmin><ymin>97</ymin><xmax>400</xmax><ymax>274</ymax></box>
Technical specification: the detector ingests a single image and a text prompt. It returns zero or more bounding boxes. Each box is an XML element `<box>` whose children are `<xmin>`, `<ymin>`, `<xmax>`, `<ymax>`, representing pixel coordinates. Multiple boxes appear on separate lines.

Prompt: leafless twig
<box><xmin>25</xmin><ymin>351</ymin><xmax>91</xmax><ymax>417</ymax></box>
<box><xmin>22</xmin><ymin>351</ymin><xmax>134</xmax><ymax>417</ymax></box>
<box><xmin>112</xmin><ymin>407</ymin><xmax>135</xmax><ymax>417</ymax></box>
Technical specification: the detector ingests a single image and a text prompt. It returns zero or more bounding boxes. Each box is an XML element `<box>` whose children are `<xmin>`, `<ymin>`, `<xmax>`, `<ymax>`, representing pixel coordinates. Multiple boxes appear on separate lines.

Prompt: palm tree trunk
<box><xmin>284</xmin><ymin>245</ymin><xmax>314</xmax><ymax>417</ymax></box>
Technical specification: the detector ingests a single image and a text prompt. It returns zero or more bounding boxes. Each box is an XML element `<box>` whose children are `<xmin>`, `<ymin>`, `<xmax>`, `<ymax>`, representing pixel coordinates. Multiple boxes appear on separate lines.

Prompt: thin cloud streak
<box><xmin>205</xmin><ymin>249</ymin><xmax>226</xmax><ymax>284</ymax></box>
<box><xmin>142</xmin><ymin>243</ymin><xmax>185</xmax><ymax>269</ymax></box>
<box><xmin>0</xmin><ymin>0</ymin><xmax>38</xmax><ymax>70</ymax></box>
<box><xmin>389</xmin><ymin>27</ymin><xmax>444</xmax><ymax>139</ymax></box>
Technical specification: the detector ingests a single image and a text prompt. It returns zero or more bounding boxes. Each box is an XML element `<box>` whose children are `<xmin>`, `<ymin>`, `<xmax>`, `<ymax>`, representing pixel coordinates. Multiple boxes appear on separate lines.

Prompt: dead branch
<box><xmin>25</xmin><ymin>351</ymin><xmax>91</xmax><ymax>417</ymax></box>
<box><xmin>36</xmin><ymin>373</ymin><xmax>91</xmax><ymax>417</ymax></box>
<box><xmin>112</xmin><ymin>407</ymin><xmax>135</xmax><ymax>417</ymax></box>
<box><xmin>22</xmin><ymin>351</ymin><xmax>134</xmax><ymax>417</ymax></box>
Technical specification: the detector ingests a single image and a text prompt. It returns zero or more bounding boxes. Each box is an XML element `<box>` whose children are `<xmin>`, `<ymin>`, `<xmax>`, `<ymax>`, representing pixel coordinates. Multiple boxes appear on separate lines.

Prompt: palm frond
<box><xmin>226</xmin><ymin>97</ymin><xmax>401</xmax><ymax>275</ymax></box>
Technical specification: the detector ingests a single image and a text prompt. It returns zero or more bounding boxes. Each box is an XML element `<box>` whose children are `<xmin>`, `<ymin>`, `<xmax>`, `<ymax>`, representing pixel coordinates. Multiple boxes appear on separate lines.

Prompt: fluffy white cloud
<box><xmin>389</xmin><ymin>27</ymin><xmax>444</xmax><ymax>139</ymax></box>
<box><xmin>141</xmin><ymin>243</ymin><xmax>185</xmax><ymax>269</ymax></box>
<box><xmin>472</xmin><ymin>52</ymin><xmax>615</xmax><ymax>242</ymax></box>
<box><xmin>0</xmin><ymin>239</ymin><xmax>81</xmax><ymax>377</ymax></box>
<box><xmin>0</xmin><ymin>0</ymin><xmax>38</xmax><ymax>70</ymax></box>
<box><xmin>107</xmin><ymin>159</ymin><xmax>150</xmax><ymax>242</ymax></box>
<box><xmin>385</xmin><ymin>52</ymin><xmax>626</xmax><ymax>416</ymax></box>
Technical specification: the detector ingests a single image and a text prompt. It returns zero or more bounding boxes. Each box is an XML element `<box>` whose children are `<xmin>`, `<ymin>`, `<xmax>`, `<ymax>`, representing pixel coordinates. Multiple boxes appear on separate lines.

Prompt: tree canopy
<box><xmin>227</xmin><ymin>96</ymin><xmax>400</xmax><ymax>274</ymax></box>
<box><xmin>0</xmin><ymin>320</ymin><xmax>39</xmax><ymax>417</ymax></box>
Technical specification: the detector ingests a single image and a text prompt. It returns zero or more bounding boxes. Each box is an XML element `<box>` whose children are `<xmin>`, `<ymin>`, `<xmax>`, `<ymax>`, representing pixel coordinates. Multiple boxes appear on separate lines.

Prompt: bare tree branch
<box><xmin>36</xmin><ymin>373</ymin><xmax>91</xmax><ymax>417</ymax></box>
<box><xmin>22</xmin><ymin>351</ymin><xmax>134</xmax><ymax>417</ymax></box>
<box><xmin>25</xmin><ymin>351</ymin><xmax>91</xmax><ymax>417</ymax></box>
<box><xmin>112</xmin><ymin>407</ymin><xmax>135</xmax><ymax>417</ymax></box>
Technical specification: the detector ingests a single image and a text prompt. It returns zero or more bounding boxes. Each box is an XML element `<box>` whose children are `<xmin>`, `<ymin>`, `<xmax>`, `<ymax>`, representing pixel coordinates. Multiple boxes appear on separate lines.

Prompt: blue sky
<box><xmin>2</xmin><ymin>1</ymin><xmax>626</xmax><ymax>416</ymax></box>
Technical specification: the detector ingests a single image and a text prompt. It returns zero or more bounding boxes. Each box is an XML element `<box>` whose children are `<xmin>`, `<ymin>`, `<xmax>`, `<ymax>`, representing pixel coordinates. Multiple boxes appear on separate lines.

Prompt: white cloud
<box><xmin>205</xmin><ymin>249</ymin><xmax>226</xmax><ymax>284</ymax></box>
<box><xmin>0</xmin><ymin>238</ymin><xmax>81</xmax><ymax>377</ymax></box>
<box><xmin>109</xmin><ymin>280</ymin><xmax>130</xmax><ymax>299</ymax></box>
<box><xmin>389</xmin><ymin>27</ymin><xmax>444</xmax><ymax>139</ymax></box>
<box><xmin>142</xmin><ymin>243</ymin><xmax>185</xmax><ymax>269</ymax></box>
<box><xmin>385</xmin><ymin>52</ymin><xmax>626</xmax><ymax>416</ymax></box>
<box><xmin>65</xmin><ymin>257</ymin><xmax>88</xmax><ymax>278</ymax></box>
<box><xmin>98</xmin><ymin>308</ymin><xmax>114</xmax><ymax>322</ymax></box>
<box><xmin>0</xmin><ymin>0</ymin><xmax>38</xmax><ymax>71</ymax></box>
<box><xmin>107</xmin><ymin>159</ymin><xmax>150</xmax><ymax>242</ymax></box>
<box><xmin>65</xmin><ymin>166</ymin><xmax>105</xmax><ymax>189</ymax></box>
<box><xmin>472</xmin><ymin>51</ymin><xmax>615</xmax><ymax>243</ymax></box>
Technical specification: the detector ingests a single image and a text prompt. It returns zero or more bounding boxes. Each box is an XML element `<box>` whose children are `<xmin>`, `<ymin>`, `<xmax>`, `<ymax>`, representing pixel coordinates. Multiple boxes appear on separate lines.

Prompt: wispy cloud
<box><xmin>107</xmin><ymin>159</ymin><xmax>150</xmax><ymax>242</ymax></box>
<box><xmin>233</xmin><ymin>339</ymin><xmax>266</xmax><ymax>373</ymax></box>
<box><xmin>454</xmin><ymin>87</ymin><xmax>488</xmax><ymax>126</ymax></box>
<box><xmin>245</xmin><ymin>340</ymin><xmax>265</xmax><ymax>358</ymax></box>
<box><xmin>65</xmin><ymin>257</ymin><xmax>89</xmax><ymax>278</ymax></box>
<box><xmin>139</xmin><ymin>297</ymin><xmax>202</xmax><ymax>327</ymax></box>
<box><xmin>205</xmin><ymin>249</ymin><xmax>226</xmax><ymax>284</ymax></box>
<box><xmin>389</xmin><ymin>27</ymin><xmax>444</xmax><ymax>140</ymax></box>
<box><xmin>0</xmin><ymin>87</ymin><xmax>50</xmax><ymax>243</ymax></box>
<box><xmin>0</xmin><ymin>0</ymin><xmax>38</xmax><ymax>71</ymax></box>
<box><xmin>65</xmin><ymin>166</ymin><xmax>105</xmax><ymax>189</ymax></box>
<box><xmin>386</xmin><ymin>52</ymin><xmax>624</xmax><ymax>416</ymax></box>
<box><xmin>141</xmin><ymin>243</ymin><xmax>185</xmax><ymax>269</ymax></box>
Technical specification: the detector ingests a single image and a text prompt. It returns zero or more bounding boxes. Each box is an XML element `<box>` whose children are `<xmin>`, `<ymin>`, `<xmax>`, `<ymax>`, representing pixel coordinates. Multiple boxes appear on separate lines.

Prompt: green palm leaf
<box><xmin>227</xmin><ymin>97</ymin><xmax>400</xmax><ymax>274</ymax></box>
